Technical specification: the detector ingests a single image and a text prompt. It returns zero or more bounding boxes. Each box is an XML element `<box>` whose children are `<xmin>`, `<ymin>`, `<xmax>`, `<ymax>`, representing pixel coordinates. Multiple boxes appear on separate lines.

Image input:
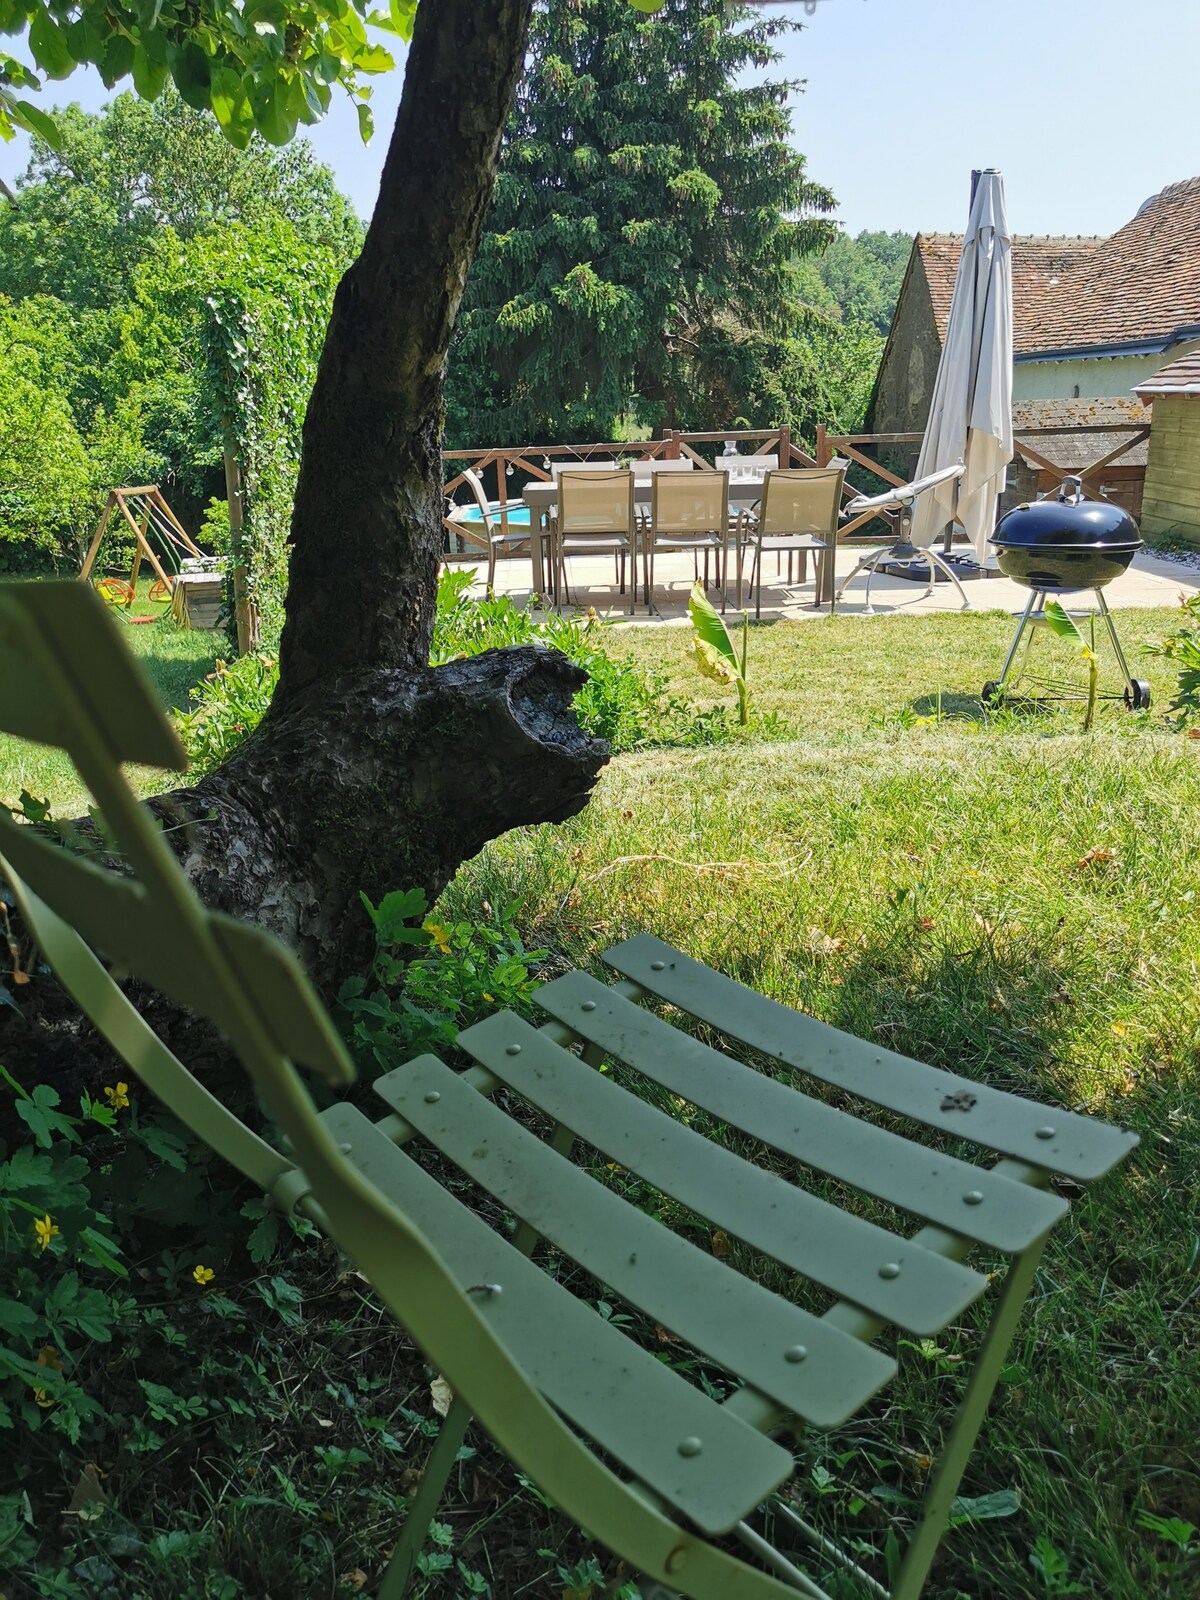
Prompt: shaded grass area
<box><xmin>0</xmin><ymin>586</ymin><xmax>221</xmax><ymax>814</ymax></box>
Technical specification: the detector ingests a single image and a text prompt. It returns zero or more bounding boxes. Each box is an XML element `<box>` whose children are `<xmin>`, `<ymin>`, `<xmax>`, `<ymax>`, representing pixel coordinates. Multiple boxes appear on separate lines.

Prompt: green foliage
<box><xmin>1144</xmin><ymin>591</ymin><xmax>1200</xmax><ymax>719</ymax></box>
<box><xmin>451</xmin><ymin>0</ymin><xmax>836</xmax><ymax>442</ymax></box>
<box><xmin>0</xmin><ymin>294</ymin><xmax>94</xmax><ymax>569</ymax></box>
<box><xmin>337</xmin><ymin>886</ymin><xmax>548</xmax><ymax>1072</ymax></box>
<box><xmin>177</xmin><ymin>568</ymin><xmax>742</xmax><ymax>771</ymax></box>
<box><xmin>432</xmin><ymin>567</ymin><xmax>740</xmax><ymax>750</ymax></box>
<box><xmin>0</xmin><ymin>0</ymin><xmax>405</xmax><ymax>152</ymax></box>
<box><xmin>0</xmin><ymin>91</ymin><xmax>361</xmax><ymax>572</ymax></box>
<box><xmin>0</xmin><ymin>89</ymin><xmax>363</xmax><ymax>312</ymax></box>
<box><xmin>175</xmin><ymin>651</ymin><xmax>280</xmax><ymax>776</ymax></box>
<box><xmin>793</xmin><ymin>229</ymin><xmax>912</xmax><ymax>336</ymax></box>
<box><xmin>688</xmin><ymin>578</ymin><xmax>750</xmax><ymax>726</ymax></box>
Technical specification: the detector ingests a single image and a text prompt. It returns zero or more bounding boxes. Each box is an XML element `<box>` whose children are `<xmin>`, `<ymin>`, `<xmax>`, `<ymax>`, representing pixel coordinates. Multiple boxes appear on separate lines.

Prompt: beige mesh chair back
<box><xmin>646</xmin><ymin>470</ymin><xmax>729</xmax><ymax>612</ymax></box>
<box><xmin>554</xmin><ymin>468</ymin><xmax>637</xmax><ymax>612</ymax></box>
<box><xmin>0</xmin><ymin>581</ymin><xmax>1140</xmax><ymax>1600</ymax></box>
<box><xmin>447</xmin><ymin>468</ymin><xmax>531</xmax><ymax>591</ymax></box>
<box><xmin>740</xmin><ymin>463</ymin><xmax>848</xmax><ymax>617</ymax></box>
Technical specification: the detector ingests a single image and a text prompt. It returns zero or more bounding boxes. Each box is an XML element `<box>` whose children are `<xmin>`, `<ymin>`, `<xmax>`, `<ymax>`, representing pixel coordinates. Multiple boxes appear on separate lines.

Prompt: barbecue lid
<box><xmin>992</xmin><ymin>477</ymin><xmax>1141</xmax><ymax>551</ymax></box>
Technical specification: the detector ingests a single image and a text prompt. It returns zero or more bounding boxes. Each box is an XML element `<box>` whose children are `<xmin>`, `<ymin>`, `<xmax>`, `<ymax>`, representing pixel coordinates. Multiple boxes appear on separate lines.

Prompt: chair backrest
<box><xmin>650</xmin><ymin>470</ymin><xmax>729</xmax><ymax>537</ymax></box>
<box><xmin>556</xmin><ymin>470</ymin><xmax>636</xmax><ymax>538</ymax></box>
<box><xmin>456</xmin><ymin>468</ymin><xmax>494</xmax><ymax>528</ymax></box>
<box><xmin>759</xmin><ymin>464</ymin><xmax>848</xmax><ymax>537</ymax></box>
<box><xmin>632</xmin><ymin>458</ymin><xmax>695</xmax><ymax>481</ymax></box>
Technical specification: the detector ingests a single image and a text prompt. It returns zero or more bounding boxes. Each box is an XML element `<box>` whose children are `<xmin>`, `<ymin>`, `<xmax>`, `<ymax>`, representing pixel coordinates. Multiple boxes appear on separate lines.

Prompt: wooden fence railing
<box><xmin>443</xmin><ymin>420</ymin><xmax>1149</xmax><ymax>554</ymax></box>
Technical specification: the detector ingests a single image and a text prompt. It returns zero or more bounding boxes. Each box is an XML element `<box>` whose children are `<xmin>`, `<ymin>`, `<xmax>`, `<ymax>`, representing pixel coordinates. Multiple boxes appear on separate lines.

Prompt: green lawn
<box><xmin>435</xmin><ymin>604</ymin><xmax>1200</xmax><ymax>1600</ymax></box>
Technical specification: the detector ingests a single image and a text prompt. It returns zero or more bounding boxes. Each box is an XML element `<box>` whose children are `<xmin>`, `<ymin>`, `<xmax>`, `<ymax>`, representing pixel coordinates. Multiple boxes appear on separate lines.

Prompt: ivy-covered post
<box><xmin>221</xmin><ymin>436</ymin><xmax>256</xmax><ymax>654</ymax></box>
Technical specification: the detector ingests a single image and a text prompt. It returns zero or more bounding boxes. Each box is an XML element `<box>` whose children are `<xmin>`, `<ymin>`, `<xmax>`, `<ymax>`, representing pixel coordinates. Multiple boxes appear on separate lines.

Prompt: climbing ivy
<box><xmin>153</xmin><ymin>220</ymin><xmax>343</xmax><ymax>642</ymax></box>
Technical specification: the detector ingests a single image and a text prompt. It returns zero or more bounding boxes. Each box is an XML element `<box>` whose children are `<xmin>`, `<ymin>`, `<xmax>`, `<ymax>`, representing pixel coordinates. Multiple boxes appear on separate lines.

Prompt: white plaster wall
<box><xmin>1012</xmin><ymin>341</ymin><xmax>1200</xmax><ymax>401</ymax></box>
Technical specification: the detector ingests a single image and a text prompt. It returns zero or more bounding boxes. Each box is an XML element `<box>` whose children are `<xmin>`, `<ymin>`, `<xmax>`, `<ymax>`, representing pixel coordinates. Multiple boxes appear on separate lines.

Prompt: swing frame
<box><xmin>80</xmin><ymin>487</ymin><xmax>207</xmax><ymax>613</ymax></box>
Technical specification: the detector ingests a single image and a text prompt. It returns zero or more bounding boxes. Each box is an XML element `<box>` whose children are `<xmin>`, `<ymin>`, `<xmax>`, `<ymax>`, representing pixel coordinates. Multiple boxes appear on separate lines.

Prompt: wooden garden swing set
<box><xmin>80</xmin><ymin>486</ymin><xmax>209</xmax><ymax>623</ymax></box>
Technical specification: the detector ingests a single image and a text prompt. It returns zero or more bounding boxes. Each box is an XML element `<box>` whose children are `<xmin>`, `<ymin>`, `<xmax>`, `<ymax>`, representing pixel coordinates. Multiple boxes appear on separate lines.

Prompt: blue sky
<box><xmin>3</xmin><ymin>0</ymin><xmax>1198</xmax><ymax>239</ymax></box>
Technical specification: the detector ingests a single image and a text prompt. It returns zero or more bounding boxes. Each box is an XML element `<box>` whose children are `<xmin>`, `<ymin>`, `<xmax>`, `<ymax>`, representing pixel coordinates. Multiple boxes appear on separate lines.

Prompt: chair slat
<box><xmin>0</xmin><ymin>583</ymin><xmax>185</xmax><ymax>769</ymax></box>
<box><xmin>0</xmin><ymin>816</ymin><xmax>236</xmax><ymax>1027</ymax></box>
<box><xmin>455</xmin><ymin>1012</ymin><xmax>987</xmax><ymax>1334</ymax></box>
<box><xmin>533</xmin><ymin>974</ymin><xmax>1068</xmax><ymax>1253</ymax></box>
<box><xmin>373</xmin><ymin>1054</ymin><xmax>898</xmax><ymax>1424</ymax></box>
<box><xmin>602</xmin><ymin>937</ymin><xmax>1138</xmax><ymax>1181</ymax></box>
<box><xmin>319</xmin><ymin>1100</ymin><xmax>795</xmax><ymax>1534</ymax></box>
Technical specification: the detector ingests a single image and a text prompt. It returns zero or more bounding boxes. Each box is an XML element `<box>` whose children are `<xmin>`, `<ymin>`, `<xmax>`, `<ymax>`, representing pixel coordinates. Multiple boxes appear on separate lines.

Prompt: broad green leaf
<box><xmin>27</xmin><ymin>9</ymin><xmax>75</xmax><ymax>79</ymax></box>
<box><xmin>252</xmin><ymin>75</ymin><xmax>298</xmax><ymax>145</ymax></box>
<box><xmin>15</xmin><ymin>1083</ymin><xmax>79</xmax><ymax>1148</ymax></box>
<box><xmin>356</xmin><ymin>99</ymin><xmax>374</xmax><ymax>143</ymax></box>
<box><xmin>171</xmin><ymin>42</ymin><xmax>212</xmax><ymax>112</ymax></box>
<box><xmin>688</xmin><ymin>579</ymin><xmax>738</xmax><ymax>669</ymax></box>
<box><xmin>1043</xmin><ymin>599</ymin><xmax>1085</xmax><ymax>650</ymax></box>
<box><xmin>131</xmin><ymin>44</ymin><xmax>169</xmax><ymax>102</ymax></box>
<box><xmin>99</xmin><ymin>33</ymin><xmax>134</xmax><ymax>88</ymax></box>
<box><xmin>948</xmin><ymin>1488</ymin><xmax>1021</xmax><ymax>1527</ymax></box>
<box><xmin>388</xmin><ymin>0</ymin><xmax>419</xmax><ymax>39</ymax></box>
<box><xmin>9</xmin><ymin>99</ymin><xmax>61</xmax><ymax>149</ymax></box>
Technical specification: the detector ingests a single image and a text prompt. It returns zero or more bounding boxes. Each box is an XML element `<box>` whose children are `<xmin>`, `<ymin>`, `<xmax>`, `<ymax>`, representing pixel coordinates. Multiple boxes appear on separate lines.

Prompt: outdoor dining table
<box><xmin>521</xmin><ymin>475</ymin><xmax>777</xmax><ymax>604</ymax></box>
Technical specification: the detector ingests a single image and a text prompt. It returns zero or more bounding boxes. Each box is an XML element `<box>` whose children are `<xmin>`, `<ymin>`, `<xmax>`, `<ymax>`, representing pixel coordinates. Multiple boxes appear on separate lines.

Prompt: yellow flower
<box><xmin>33</xmin><ymin>1214</ymin><xmax>59</xmax><ymax>1252</ymax></box>
<box><xmin>482</xmin><ymin>993</ymin><xmax>494</xmax><ymax>1003</ymax></box>
<box><xmin>33</xmin><ymin>1345</ymin><xmax>62</xmax><ymax>1407</ymax></box>
<box><xmin>104</xmin><ymin>1081</ymin><xmax>130</xmax><ymax>1111</ymax></box>
<box><xmin>424</xmin><ymin>922</ymin><xmax>453</xmax><ymax>956</ymax></box>
<box><xmin>192</xmin><ymin>1265</ymin><xmax>215</xmax><ymax>1287</ymax></box>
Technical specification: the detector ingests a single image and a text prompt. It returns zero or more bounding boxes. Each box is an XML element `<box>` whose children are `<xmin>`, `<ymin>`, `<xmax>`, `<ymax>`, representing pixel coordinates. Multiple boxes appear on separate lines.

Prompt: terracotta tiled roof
<box><xmin>917</xmin><ymin>178</ymin><xmax>1200</xmax><ymax>355</ymax></box>
<box><xmin>1011</xmin><ymin>397</ymin><xmax>1151</xmax><ymax>470</ymax></box>
<box><xmin>1022</xmin><ymin>178</ymin><xmax>1200</xmax><ymax>352</ymax></box>
<box><xmin>1136</xmin><ymin>346</ymin><xmax>1200</xmax><ymax>396</ymax></box>
<box><xmin>916</xmin><ymin>233</ymin><xmax>1105</xmax><ymax>352</ymax></box>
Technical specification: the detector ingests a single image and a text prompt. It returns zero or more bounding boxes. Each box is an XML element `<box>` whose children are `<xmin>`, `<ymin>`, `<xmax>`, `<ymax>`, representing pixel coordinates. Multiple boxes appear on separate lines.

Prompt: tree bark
<box><xmin>278</xmin><ymin>0</ymin><xmax>535</xmax><ymax>697</ymax></box>
<box><xmin>150</xmin><ymin>645</ymin><xmax>604</xmax><ymax>983</ymax></box>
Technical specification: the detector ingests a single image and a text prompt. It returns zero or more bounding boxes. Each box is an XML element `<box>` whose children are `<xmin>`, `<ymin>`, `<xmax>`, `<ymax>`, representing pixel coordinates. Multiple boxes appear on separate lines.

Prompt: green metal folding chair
<box><xmin>0</xmin><ymin>581</ymin><xmax>1138</xmax><ymax>1600</ymax></box>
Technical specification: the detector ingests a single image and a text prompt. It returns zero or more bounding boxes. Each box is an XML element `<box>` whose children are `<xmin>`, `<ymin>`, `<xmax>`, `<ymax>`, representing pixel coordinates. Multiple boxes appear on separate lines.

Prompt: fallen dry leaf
<box><xmin>913</xmin><ymin>915</ymin><xmax>936</xmax><ymax>933</ymax></box>
<box><xmin>429</xmin><ymin>1375</ymin><xmax>453</xmax><ymax>1418</ymax></box>
<box><xmin>1076</xmin><ymin>847</ymin><xmax>1117</xmax><ymax>869</ymax></box>
<box><xmin>711</xmin><ymin>1230</ymin><xmax>730</xmax><ymax>1259</ymax></box>
<box><xmin>807</xmin><ymin>927</ymin><xmax>845</xmax><ymax>957</ymax></box>
<box><xmin>654</xmin><ymin>1324</ymin><xmax>681</xmax><ymax>1345</ymax></box>
<box><xmin>65</xmin><ymin>1462</ymin><xmax>109</xmax><ymax>1518</ymax></box>
<box><xmin>337</xmin><ymin>1571</ymin><xmax>368</xmax><ymax>1592</ymax></box>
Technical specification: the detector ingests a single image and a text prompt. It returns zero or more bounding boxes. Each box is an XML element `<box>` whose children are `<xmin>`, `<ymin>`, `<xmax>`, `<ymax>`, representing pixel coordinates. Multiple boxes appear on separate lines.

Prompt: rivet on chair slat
<box><xmin>372</xmin><ymin>1052</ymin><xmax>897</xmax><ymax>1425</ymax></box>
<box><xmin>532</xmin><ymin>972</ymin><xmax>1067</xmax><ymax>1254</ymax></box>
<box><xmin>602</xmin><ymin>936</ymin><xmax>1139</xmax><ymax>1182</ymax></box>
<box><xmin>318</xmin><ymin>1100</ymin><xmax>795</xmax><ymax>1535</ymax></box>
<box><xmin>453</xmin><ymin>1012</ymin><xmax>987</xmax><ymax>1336</ymax></box>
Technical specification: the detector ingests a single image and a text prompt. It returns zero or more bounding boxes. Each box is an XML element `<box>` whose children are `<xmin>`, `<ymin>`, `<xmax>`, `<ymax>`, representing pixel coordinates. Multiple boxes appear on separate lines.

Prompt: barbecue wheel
<box><xmin>1123</xmin><ymin>679</ymin><xmax>1151</xmax><ymax>712</ymax></box>
<box><xmin>981</xmin><ymin>680</ymin><xmax>1003</xmax><ymax>707</ymax></box>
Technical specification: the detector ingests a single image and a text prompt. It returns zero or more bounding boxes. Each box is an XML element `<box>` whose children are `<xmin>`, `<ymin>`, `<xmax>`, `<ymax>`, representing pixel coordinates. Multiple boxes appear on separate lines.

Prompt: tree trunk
<box><xmin>278</xmin><ymin>0</ymin><xmax>535</xmax><ymax>696</ymax></box>
<box><xmin>150</xmin><ymin>645</ymin><xmax>603</xmax><ymax>983</ymax></box>
<box><xmin>157</xmin><ymin>0</ymin><xmax>607</xmax><ymax>983</ymax></box>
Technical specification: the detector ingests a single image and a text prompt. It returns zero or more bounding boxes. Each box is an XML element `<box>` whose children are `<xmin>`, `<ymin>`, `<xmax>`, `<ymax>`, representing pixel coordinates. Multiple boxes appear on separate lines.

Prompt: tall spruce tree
<box><xmin>449</xmin><ymin>0</ymin><xmax>836</xmax><ymax>443</ymax></box>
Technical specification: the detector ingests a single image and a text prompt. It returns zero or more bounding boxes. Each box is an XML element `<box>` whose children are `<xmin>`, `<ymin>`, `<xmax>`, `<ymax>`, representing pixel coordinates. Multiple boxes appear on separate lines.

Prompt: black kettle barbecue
<box><xmin>982</xmin><ymin>477</ymin><xmax>1151</xmax><ymax>711</ymax></box>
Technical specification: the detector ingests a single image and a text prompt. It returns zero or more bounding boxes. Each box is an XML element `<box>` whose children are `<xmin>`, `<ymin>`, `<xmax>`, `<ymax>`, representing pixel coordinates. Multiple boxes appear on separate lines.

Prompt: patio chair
<box><xmin>553</xmin><ymin>469</ymin><xmax>637</xmax><ymax>612</ymax></box>
<box><xmin>645</xmin><ymin>470</ymin><xmax>729</xmax><ymax>613</ymax></box>
<box><xmin>738</xmin><ymin>464</ymin><xmax>848</xmax><ymax>618</ymax></box>
<box><xmin>0</xmin><ymin>581</ymin><xmax>1139</xmax><ymax>1600</ymax></box>
<box><xmin>444</xmin><ymin>468</ymin><xmax>530</xmax><ymax>589</ymax></box>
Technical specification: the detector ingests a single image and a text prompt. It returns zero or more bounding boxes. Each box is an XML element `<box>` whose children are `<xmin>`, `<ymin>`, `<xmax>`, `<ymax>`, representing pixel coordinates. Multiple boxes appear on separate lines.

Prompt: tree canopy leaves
<box><xmin>449</xmin><ymin>0</ymin><xmax>838</xmax><ymax>443</ymax></box>
<box><xmin>0</xmin><ymin>0</ymin><xmax>410</xmax><ymax>150</ymax></box>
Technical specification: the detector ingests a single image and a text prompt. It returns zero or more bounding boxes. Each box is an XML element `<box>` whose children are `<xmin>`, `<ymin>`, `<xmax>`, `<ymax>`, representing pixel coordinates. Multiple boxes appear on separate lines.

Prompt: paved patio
<box><xmin>456</xmin><ymin>544</ymin><xmax>1200</xmax><ymax>623</ymax></box>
